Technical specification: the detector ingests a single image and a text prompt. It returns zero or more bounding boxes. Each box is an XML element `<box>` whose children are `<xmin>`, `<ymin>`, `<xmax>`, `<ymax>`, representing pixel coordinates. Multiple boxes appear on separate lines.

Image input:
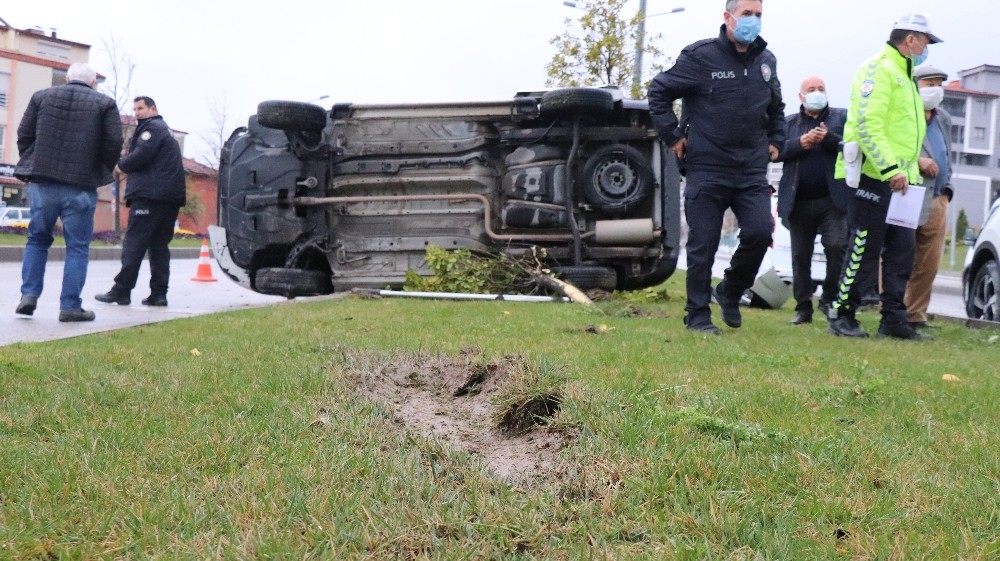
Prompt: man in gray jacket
<box><xmin>14</xmin><ymin>63</ymin><xmax>123</xmax><ymax>322</ymax></box>
<box><xmin>904</xmin><ymin>65</ymin><xmax>954</xmax><ymax>329</ymax></box>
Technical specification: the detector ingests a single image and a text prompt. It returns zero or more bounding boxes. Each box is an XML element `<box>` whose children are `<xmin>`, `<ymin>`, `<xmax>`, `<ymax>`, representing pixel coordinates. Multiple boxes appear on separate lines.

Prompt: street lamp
<box><xmin>633</xmin><ymin>2</ymin><xmax>685</xmax><ymax>91</ymax></box>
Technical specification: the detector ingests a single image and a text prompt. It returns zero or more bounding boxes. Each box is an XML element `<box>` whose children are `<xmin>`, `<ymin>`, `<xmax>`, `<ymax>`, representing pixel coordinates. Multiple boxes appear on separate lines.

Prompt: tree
<box><xmin>546</xmin><ymin>0</ymin><xmax>666</xmax><ymax>99</ymax></box>
<box><xmin>98</xmin><ymin>34</ymin><xmax>136</xmax><ymax>118</ymax></box>
<box><xmin>198</xmin><ymin>94</ymin><xmax>231</xmax><ymax>170</ymax></box>
<box><xmin>97</xmin><ymin>34</ymin><xmax>137</xmax><ymax>234</ymax></box>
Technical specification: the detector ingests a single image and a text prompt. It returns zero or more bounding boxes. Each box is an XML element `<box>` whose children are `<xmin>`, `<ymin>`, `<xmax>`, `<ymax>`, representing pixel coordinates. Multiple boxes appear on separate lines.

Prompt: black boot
<box><xmin>95</xmin><ymin>289</ymin><xmax>130</xmax><ymax>305</ymax></box>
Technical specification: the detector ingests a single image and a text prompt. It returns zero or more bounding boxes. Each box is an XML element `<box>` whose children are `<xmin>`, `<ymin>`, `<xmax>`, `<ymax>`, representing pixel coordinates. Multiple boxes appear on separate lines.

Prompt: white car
<box><xmin>963</xmin><ymin>198</ymin><xmax>1000</xmax><ymax>322</ymax></box>
<box><xmin>0</xmin><ymin>206</ymin><xmax>31</xmax><ymax>228</ymax></box>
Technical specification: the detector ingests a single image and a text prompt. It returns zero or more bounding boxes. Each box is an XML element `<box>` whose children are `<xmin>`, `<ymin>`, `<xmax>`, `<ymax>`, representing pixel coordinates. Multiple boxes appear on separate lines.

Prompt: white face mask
<box><xmin>920</xmin><ymin>86</ymin><xmax>944</xmax><ymax>110</ymax></box>
<box><xmin>802</xmin><ymin>91</ymin><xmax>828</xmax><ymax>112</ymax></box>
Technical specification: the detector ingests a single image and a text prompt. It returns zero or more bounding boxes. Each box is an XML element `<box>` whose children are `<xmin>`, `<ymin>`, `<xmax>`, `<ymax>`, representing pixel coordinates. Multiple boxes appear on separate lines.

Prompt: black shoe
<box><xmin>142</xmin><ymin>295</ymin><xmax>168</xmax><ymax>307</ymax></box>
<box><xmin>818</xmin><ymin>300</ymin><xmax>831</xmax><ymax>318</ymax></box>
<box><xmin>712</xmin><ymin>283</ymin><xmax>742</xmax><ymax>328</ymax></box>
<box><xmin>908</xmin><ymin>321</ymin><xmax>941</xmax><ymax>330</ymax></box>
<box><xmin>684</xmin><ymin>315</ymin><xmax>721</xmax><ymax>335</ymax></box>
<box><xmin>828</xmin><ymin>316</ymin><xmax>869</xmax><ymax>338</ymax></box>
<box><xmin>16</xmin><ymin>295</ymin><xmax>38</xmax><ymax>316</ymax></box>
<box><xmin>878</xmin><ymin>322</ymin><xmax>933</xmax><ymax>341</ymax></box>
<box><xmin>59</xmin><ymin>308</ymin><xmax>96</xmax><ymax>322</ymax></box>
<box><xmin>95</xmin><ymin>290</ymin><xmax>130</xmax><ymax>305</ymax></box>
<box><xmin>789</xmin><ymin>312</ymin><xmax>813</xmax><ymax>325</ymax></box>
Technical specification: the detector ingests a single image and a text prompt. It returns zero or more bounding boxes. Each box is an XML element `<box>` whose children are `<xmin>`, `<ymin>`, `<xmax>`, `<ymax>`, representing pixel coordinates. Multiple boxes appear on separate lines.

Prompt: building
<box><xmin>1</xmin><ymin>18</ymin><xmax>218</xmax><ymax>234</ymax></box>
<box><xmin>941</xmin><ymin>64</ymin><xmax>1000</xmax><ymax>231</ymax></box>
<box><xmin>1</xmin><ymin>21</ymin><xmax>92</xmax><ymax>206</ymax></box>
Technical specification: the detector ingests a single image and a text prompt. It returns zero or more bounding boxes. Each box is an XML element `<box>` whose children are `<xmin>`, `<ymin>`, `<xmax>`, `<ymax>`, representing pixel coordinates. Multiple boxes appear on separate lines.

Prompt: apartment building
<box><xmin>1</xmin><ymin>21</ymin><xmax>92</xmax><ymax>206</ymax></box>
<box><xmin>941</xmin><ymin>64</ymin><xmax>1000</xmax><ymax>230</ymax></box>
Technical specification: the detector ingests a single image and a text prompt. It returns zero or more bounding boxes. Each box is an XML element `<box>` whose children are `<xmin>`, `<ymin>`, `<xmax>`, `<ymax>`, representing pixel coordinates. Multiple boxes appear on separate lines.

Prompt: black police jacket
<box><xmin>119</xmin><ymin>115</ymin><xmax>186</xmax><ymax>206</ymax></box>
<box><xmin>648</xmin><ymin>25</ymin><xmax>785</xmax><ymax>178</ymax></box>
<box><xmin>775</xmin><ymin>105</ymin><xmax>849</xmax><ymax>219</ymax></box>
<box><xmin>15</xmin><ymin>81</ymin><xmax>123</xmax><ymax>188</ymax></box>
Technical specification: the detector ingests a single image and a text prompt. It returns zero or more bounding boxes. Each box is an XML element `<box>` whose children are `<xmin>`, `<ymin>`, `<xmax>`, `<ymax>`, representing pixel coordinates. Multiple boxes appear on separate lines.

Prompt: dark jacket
<box><xmin>119</xmin><ymin>115</ymin><xmax>186</xmax><ymax>206</ymax></box>
<box><xmin>15</xmin><ymin>81</ymin><xmax>123</xmax><ymax>188</ymax></box>
<box><xmin>776</xmin><ymin>105</ymin><xmax>849</xmax><ymax>219</ymax></box>
<box><xmin>648</xmin><ymin>25</ymin><xmax>785</xmax><ymax>178</ymax></box>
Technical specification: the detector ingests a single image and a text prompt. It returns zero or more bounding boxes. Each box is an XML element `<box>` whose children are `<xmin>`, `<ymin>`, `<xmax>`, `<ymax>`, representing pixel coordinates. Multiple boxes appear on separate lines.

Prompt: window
<box><xmin>976</xmin><ymin>100</ymin><xmax>989</xmax><ymax>114</ymax></box>
<box><xmin>51</xmin><ymin>69</ymin><xmax>66</xmax><ymax>87</ymax></box>
<box><xmin>961</xmin><ymin>153</ymin><xmax>990</xmax><ymax>167</ymax></box>
<box><xmin>951</xmin><ymin>125</ymin><xmax>965</xmax><ymax>144</ymax></box>
<box><xmin>941</xmin><ymin>98</ymin><xmax>965</xmax><ymax>118</ymax></box>
<box><xmin>0</xmin><ymin>125</ymin><xmax>5</xmax><ymax>159</ymax></box>
<box><xmin>974</xmin><ymin>127</ymin><xmax>987</xmax><ymax>140</ymax></box>
<box><xmin>0</xmin><ymin>72</ymin><xmax>9</xmax><ymax>107</ymax></box>
<box><xmin>37</xmin><ymin>40</ymin><xmax>70</xmax><ymax>61</ymax></box>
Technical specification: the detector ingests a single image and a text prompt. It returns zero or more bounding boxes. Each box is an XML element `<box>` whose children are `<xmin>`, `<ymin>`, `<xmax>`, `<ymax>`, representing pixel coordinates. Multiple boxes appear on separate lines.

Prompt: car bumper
<box><xmin>208</xmin><ymin>225</ymin><xmax>252</xmax><ymax>290</ymax></box>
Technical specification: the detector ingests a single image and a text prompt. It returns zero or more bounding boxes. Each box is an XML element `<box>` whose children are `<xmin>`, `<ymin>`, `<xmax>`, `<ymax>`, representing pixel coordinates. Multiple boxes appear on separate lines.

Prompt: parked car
<box><xmin>211</xmin><ymin>87</ymin><xmax>682</xmax><ymax>297</ymax></box>
<box><xmin>963</xmin><ymin>198</ymin><xmax>1000</xmax><ymax>322</ymax></box>
<box><xmin>0</xmin><ymin>206</ymin><xmax>30</xmax><ymax>228</ymax></box>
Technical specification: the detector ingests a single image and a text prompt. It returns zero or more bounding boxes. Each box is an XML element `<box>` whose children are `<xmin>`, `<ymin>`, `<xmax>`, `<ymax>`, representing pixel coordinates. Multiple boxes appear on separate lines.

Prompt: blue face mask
<box><xmin>911</xmin><ymin>46</ymin><xmax>929</xmax><ymax>67</ymax></box>
<box><xmin>731</xmin><ymin>15</ymin><xmax>761</xmax><ymax>44</ymax></box>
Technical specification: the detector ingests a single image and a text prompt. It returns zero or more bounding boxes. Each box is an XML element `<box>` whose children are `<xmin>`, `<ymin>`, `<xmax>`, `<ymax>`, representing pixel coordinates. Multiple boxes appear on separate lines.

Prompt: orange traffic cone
<box><xmin>191</xmin><ymin>239</ymin><xmax>218</xmax><ymax>282</ymax></box>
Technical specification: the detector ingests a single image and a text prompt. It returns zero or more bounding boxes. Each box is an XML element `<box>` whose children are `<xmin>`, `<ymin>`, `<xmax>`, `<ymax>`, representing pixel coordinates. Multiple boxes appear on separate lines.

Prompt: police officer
<box><xmin>828</xmin><ymin>14</ymin><xmax>942</xmax><ymax>341</ymax></box>
<box><xmin>648</xmin><ymin>0</ymin><xmax>785</xmax><ymax>334</ymax></box>
<box><xmin>95</xmin><ymin>96</ymin><xmax>186</xmax><ymax>307</ymax></box>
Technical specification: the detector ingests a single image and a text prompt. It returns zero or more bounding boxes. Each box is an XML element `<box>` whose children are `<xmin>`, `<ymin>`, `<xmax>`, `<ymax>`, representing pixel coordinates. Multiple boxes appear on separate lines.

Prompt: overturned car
<box><xmin>211</xmin><ymin>87</ymin><xmax>682</xmax><ymax>297</ymax></box>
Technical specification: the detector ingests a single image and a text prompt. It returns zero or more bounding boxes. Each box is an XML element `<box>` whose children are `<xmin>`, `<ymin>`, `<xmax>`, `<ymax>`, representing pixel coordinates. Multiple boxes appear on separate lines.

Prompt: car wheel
<box><xmin>539</xmin><ymin>88</ymin><xmax>614</xmax><ymax>120</ymax></box>
<box><xmin>257</xmin><ymin>101</ymin><xmax>327</xmax><ymax>132</ymax></box>
<box><xmin>255</xmin><ymin>267</ymin><xmax>332</xmax><ymax>298</ymax></box>
<box><xmin>552</xmin><ymin>265</ymin><xmax>618</xmax><ymax>291</ymax></box>
<box><xmin>580</xmin><ymin>144</ymin><xmax>654</xmax><ymax>216</ymax></box>
<box><xmin>966</xmin><ymin>260</ymin><xmax>999</xmax><ymax>321</ymax></box>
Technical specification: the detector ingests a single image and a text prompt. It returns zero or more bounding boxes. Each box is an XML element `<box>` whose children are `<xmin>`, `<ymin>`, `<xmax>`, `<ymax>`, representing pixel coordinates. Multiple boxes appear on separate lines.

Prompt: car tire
<box><xmin>255</xmin><ymin>267</ymin><xmax>332</xmax><ymax>298</ymax></box>
<box><xmin>580</xmin><ymin>144</ymin><xmax>654</xmax><ymax>216</ymax></box>
<box><xmin>539</xmin><ymin>88</ymin><xmax>614</xmax><ymax>120</ymax></box>
<box><xmin>552</xmin><ymin>265</ymin><xmax>618</xmax><ymax>291</ymax></box>
<box><xmin>966</xmin><ymin>259</ymin><xmax>998</xmax><ymax>321</ymax></box>
<box><xmin>257</xmin><ymin>101</ymin><xmax>327</xmax><ymax>132</ymax></box>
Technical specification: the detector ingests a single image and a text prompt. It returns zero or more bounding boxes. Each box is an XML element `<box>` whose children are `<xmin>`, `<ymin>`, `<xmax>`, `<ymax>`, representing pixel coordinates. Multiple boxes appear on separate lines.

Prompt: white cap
<box><xmin>893</xmin><ymin>13</ymin><xmax>943</xmax><ymax>44</ymax></box>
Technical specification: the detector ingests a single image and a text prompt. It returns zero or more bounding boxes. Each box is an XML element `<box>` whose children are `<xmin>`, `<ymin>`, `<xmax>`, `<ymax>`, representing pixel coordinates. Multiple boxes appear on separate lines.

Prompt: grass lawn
<box><xmin>0</xmin><ymin>232</ymin><xmax>205</xmax><ymax>248</ymax></box>
<box><xmin>1</xmin><ymin>273</ymin><xmax>997</xmax><ymax>559</ymax></box>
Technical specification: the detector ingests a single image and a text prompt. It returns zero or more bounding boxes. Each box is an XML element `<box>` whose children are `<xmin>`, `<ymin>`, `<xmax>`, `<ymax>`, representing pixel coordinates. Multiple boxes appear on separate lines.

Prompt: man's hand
<box><xmin>889</xmin><ymin>173</ymin><xmax>908</xmax><ymax>194</ymax></box>
<box><xmin>769</xmin><ymin>144</ymin><xmax>780</xmax><ymax>162</ymax></box>
<box><xmin>918</xmin><ymin>156</ymin><xmax>939</xmax><ymax>178</ymax></box>
<box><xmin>799</xmin><ymin>123</ymin><xmax>828</xmax><ymax>150</ymax></box>
<box><xmin>671</xmin><ymin>137</ymin><xmax>687</xmax><ymax>160</ymax></box>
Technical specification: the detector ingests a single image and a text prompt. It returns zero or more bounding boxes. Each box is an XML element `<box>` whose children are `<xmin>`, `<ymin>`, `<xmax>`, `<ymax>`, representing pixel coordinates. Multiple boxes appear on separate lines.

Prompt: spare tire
<box><xmin>552</xmin><ymin>265</ymin><xmax>618</xmax><ymax>291</ymax></box>
<box><xmin>539</xmin><ymin>88</ymin><xmax>614</xmax><ymax>120</ymax></box>
<box><xmin>257</xmin><ymin>101</ymin><xmax>327</xmax><ymax>132</ymax></box>
<box><xmin>581</xmin><ymin>144</ymin><xmax>654</xmax><ymax>216</ymax></box>
<box><xmin>254</xmin><ymin>267</ymin><xmax>332</xmax><ymax>298</ymax></box>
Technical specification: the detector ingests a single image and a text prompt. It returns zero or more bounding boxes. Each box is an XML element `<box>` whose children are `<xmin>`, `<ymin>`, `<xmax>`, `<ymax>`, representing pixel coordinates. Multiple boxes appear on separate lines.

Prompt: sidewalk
<box><xmin>0</xmin><ymin>258</ymin><xmax>292</xmax><ymax>347</ymax></box>
<box><xmin>0</xmin><ymin>245</ymin><xmax>200</xmax><ymax>262</ymax></box>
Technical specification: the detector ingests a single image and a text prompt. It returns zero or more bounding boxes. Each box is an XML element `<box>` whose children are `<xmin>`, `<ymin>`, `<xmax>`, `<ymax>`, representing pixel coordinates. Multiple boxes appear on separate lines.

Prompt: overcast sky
<box><xmin>1</xmin><ymin>1</ymin><xmax>985</xmax><ymax>164</ymax></box>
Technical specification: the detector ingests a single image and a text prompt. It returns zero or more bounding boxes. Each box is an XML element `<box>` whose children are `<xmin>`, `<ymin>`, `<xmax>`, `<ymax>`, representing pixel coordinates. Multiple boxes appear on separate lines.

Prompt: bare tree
<box><xmin>198</xmin><ymin>94</ymin><xmax>230</xmax><ymax>170</ymax></box>
<box><xmin>97</xmin><ymin>34</ymin><xmax>136</xmax><ymax>234</ymax></box>
<box><xmin>98</xmin><ymin>34</ymin><xmax>136</xmax><ymax>117</ymax></box>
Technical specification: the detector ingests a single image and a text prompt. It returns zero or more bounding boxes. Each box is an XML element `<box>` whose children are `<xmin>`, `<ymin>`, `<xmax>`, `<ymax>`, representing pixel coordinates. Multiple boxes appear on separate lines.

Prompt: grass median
<box><xmin>1</xmin><ymin>273</ymin><xmax>997</xmax><ymax>559</ymax></box>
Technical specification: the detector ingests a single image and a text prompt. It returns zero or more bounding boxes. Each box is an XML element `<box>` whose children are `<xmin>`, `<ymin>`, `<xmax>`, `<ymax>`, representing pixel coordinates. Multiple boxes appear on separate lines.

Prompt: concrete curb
<box><xmin>0</xmin><ymin>246</ymin><xmax>201</xmax><ymax>262</ymax></box>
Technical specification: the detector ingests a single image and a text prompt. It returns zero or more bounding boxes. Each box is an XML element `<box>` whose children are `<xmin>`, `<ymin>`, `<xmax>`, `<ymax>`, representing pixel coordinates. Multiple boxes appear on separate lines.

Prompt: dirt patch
<box><xmin>345</xmin><ymin>349</ymin><xmax>575</xmax><ymax>485</ymax></box>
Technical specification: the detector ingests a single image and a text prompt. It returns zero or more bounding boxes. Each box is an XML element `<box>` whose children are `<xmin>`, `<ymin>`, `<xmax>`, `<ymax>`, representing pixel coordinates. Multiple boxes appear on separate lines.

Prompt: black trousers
<box><xmin>684</xmin><ymin>174</ymin><xmax>773</xmax><ymax>323</ymax></box>
<box><xmin>113</xmin><ymin>199</ymin><xmax>181</xmax><ymax>297</ymax></box>
<box><xmin>786</xmin><ymin>196</ymin><xmax>847</xmax><ymax>313</ymax></box>
<box><xmin>830</xmin><ymin>176</ymin><xmax>916</xmax><ymax>325</ymax></box>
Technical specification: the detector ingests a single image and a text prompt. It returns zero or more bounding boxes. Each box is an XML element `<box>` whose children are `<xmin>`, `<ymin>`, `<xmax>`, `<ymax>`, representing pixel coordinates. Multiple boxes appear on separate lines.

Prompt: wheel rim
<box><xmin>972</xmin><ymin>268</ymin><xmax>997</xmax><ymax>321</ymax></box>
<box><xmin>592</xmin><ymin>158</ymin><xmax>638</xmax><ymax>199</ymax></box>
